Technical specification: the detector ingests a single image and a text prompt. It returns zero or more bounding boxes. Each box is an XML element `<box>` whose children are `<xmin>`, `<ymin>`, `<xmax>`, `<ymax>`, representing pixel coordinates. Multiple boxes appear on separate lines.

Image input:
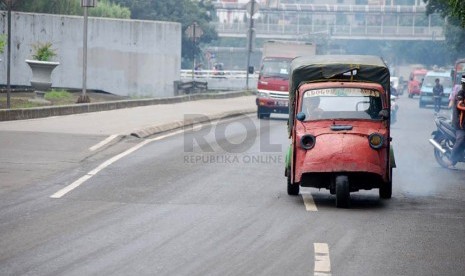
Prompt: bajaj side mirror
<box><xmin>296</xmin><ymin>112</ymin><xmax>306</xmax><ymax>121</ymax></box>
<box><xmin>248</xmin><ymin>66</ymin><xmax>254</xmax><ymax>74</ymax></box>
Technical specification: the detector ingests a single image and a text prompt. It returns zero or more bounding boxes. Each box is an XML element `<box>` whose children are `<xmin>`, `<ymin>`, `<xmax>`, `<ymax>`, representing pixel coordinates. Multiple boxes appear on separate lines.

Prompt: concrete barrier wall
<box><xmin>0</xmin><ymin>12</ymin><xmax>181</xmax><ymax>97</ymax></box>
<box><xmin>0</xmin><ymin>91</ymin><xmax>251</xmax><ymax>121</ymax></box>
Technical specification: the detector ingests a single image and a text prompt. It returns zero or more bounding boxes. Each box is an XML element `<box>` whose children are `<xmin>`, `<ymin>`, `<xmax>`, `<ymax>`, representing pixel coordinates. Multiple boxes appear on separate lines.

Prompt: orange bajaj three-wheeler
<box><xmin>285</xmin><ymin>55</ymin><xmax>395</xmax><ymax>208</ymax></box>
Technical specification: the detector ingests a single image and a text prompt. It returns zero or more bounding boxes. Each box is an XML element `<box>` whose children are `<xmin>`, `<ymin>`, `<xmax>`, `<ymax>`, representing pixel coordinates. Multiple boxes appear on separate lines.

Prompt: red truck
<box><xmin>256</xmin><ymin>40</ymin><xmax>316</xmax><ymax>119</ymax></box>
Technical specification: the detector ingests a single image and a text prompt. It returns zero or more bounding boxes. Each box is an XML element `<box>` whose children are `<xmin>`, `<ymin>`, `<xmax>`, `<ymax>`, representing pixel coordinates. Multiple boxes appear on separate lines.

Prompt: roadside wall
<box><xmin>0</xmin><ymin>12</ymin><xmax>181</xmax><ymax>97</ymax></box>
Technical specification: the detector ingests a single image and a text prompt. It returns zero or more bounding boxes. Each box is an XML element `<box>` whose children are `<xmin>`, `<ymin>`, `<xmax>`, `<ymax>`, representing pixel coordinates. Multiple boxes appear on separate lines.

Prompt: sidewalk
<box><xmin>0</xmin><ymin>96</ymin><xmax>257</xmax><ymax>137</ymax></box>
<box><xmin>0</xmin><ymin>95</ymin><xmax>257</xmax><ymax>191</ymax></box>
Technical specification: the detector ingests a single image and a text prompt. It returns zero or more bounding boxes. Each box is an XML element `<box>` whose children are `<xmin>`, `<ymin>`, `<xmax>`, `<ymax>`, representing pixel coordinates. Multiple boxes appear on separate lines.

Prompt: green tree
<box><xmin>425</xmin><ymin>0</ymin><xmax>465</xmax><ymax>27</ymax></box>
<box><xmin>424</xmin><ymin>0</ymin><xmax>465</xmax><ymax>60</ymax></box>
<box><xmin>112</xmin><ymin>0</ymin><xmax>218</xmax><ymax>68</ymax></box>
<box><xmin>12</xmin><ymin>0</ymin><xmax>130</xmax><ymax>18</ymax></box>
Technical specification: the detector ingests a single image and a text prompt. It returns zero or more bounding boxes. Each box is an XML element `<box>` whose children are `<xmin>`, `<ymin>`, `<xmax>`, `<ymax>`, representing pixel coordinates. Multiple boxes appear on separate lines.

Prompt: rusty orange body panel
<box><xmin>291</xmin><ymin>82</ymin><xmax>390</xmax><ymax>185</ymax></box>
<box><xmin>294</xmin><ymin>120</ymin><xmax>388</xmax><ymax>183</ymax></box>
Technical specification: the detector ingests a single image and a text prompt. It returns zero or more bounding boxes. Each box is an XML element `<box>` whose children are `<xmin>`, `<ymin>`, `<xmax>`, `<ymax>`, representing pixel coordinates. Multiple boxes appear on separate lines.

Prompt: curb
<box><xmin>130</xmin><ymin>108</ymin><xmax>256</xmax><ymax>138</ymax></box>
<box><xmin>0</xmin><ymin>91</ymin><xmax>251</xmax><ymax>121</ymax></box>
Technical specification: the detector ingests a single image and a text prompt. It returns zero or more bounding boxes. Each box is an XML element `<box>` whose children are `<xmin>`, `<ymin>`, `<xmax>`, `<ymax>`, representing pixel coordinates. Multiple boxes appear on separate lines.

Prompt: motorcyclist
<box><xmin>447</xmin><ymin>74</ymin><xmax>465</xmax><ymax>166</ymax></box>
<box><xmin>390</xmin><ymin>81</ymin><xmax>398</xmax><ymax>97</ymax></box>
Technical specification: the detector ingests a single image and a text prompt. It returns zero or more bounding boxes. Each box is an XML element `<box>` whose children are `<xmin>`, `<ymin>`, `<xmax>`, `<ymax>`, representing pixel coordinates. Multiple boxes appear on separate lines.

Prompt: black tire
<box><xmin>380</xmin><ymin>167</ymin><xmax>392</xmax><ymax>199</ymax></box>
<box><xmin>433</xmin><ymin>135</ymin><xmax>457</xmax><ymax>168</ymax></box>
<box><xmin>257</xmin><ymin>107</ymin><xmax>270</xmax><ymax>119</ymax></box>
<box><xmin>287</xmin><ymin>173</ymin><xmax>299</xmax><ymax>196</ymax></box>
<box><xmin>335</xmin><ymin>175</ymin><xmax>350</xmax><ymax>208</ymax></box>
<box><xmin>419</xmin><ymin>101</ymin><xmax>425</xmax><ymax>108</ymax></box>
<box><xmin>408</xmin><ymin>93</ymin><xmax>413</xmax><ymax>98</ymax></box>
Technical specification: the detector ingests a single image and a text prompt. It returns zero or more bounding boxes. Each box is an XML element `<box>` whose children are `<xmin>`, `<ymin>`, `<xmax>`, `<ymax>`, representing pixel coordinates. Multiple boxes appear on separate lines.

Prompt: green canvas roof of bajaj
<box><xmin>288</xmin><ymin>55</ymin><xmax>391</xmax><ymax>135</ymax></box>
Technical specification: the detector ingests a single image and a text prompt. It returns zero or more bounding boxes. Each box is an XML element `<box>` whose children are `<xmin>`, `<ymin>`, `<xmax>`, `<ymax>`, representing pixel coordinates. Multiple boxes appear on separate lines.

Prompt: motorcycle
<box><xmin>429</xmin><ymin>116</ymin><xmax>465</xmax><ymax>168</ymax></box>
<box><xmin>391</xmin><ymin>95</ymin><xmax>399</xmax><ymax>124</ymax></box>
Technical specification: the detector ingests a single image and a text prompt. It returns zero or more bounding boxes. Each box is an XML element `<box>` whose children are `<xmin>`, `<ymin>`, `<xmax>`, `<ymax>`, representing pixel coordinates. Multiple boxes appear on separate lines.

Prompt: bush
<box><xmin>32</xmin><ymin>42</ymin><xmax>57</xmax><ymax>61</ymax></box>
<box><xmin>45</xmin><ymin>89</ymin><xmax>73</xmax><ymax>101</ymax></box>
<box><xmin>0</xmin><ymin>34</ymin><xmax>6</xmax><ymax>55</ymax></box>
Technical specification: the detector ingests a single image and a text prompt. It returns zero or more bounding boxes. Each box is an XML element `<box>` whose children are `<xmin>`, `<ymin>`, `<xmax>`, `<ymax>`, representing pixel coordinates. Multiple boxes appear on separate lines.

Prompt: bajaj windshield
<box><xmin>301</xmin><ymin>88</ymin><xmax>383</xmax><ymax>121</ymax></box>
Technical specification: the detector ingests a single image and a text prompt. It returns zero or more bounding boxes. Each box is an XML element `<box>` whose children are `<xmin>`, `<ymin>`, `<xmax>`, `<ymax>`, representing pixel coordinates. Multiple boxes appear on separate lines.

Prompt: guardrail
<box><xmin>214</xmin><ymin>23</ymin><xmax>445</xmax><ymax>41</ymax></box>
<box><xmin>180</xmin><ymin>70</ymin><xmax>258</xmax><ymax>79</ymax></box>
<box><xmin>213</xmin><ymin>3</ymin><xmax>428</xmax><ymax>14</ymax></box>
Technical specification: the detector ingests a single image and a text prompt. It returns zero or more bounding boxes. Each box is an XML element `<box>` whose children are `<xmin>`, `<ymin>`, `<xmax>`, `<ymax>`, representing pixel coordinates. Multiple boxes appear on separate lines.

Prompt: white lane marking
<box><xmin>314</xmin><ymin>243</ymin><xmax>331</xmax><ymax>276</ymax></box>
<box><xmin>89</xmin><ymin>134</ymin><xmax>119</xmax><ymax>151</ymax></box>
<box><xmin>50</xmin><ymin>129</ymin><xmax>184</xmax><ymax>198</ymax></box>
<box><xmin>302</xmin><ymin>193</ymin><xmax>318</xmax><ymax>211</ymax></box>
<box><xmin>51</xmin><ymin>115</ymin><xmax>255</xmax><ymax>199</ymax></box>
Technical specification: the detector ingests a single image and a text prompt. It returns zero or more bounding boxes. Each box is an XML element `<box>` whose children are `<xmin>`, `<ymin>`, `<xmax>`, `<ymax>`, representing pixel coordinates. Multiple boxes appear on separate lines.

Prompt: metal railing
<box><xmin>180</xmin><ymin>69</ymin><xmax>258</xmax><ymax>79</ymax></box>
<box><xmin>213</xmin><ymin>3</ymin><xmax>428</xmax><ymax>14</ymax></box>
<box><xmin>213</xmin><ymin>23</ymin><xmax>444</xmax><ymax>41</ymax></box>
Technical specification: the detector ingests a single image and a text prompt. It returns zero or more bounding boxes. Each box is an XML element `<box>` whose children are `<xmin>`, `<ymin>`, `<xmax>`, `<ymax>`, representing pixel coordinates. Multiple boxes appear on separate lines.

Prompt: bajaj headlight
<box><xmin>300</xmin><ymin>134</ymin><xmax>316</xmax><ymax>150</ymax></box>
<box><xmin>368</xmin><ymin>133</ymin><xmax>384</xmax><ymax>149</ymax></box>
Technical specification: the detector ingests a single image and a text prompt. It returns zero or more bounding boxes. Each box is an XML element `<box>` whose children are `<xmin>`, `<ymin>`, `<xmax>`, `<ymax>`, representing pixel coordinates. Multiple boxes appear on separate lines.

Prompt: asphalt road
<box><xmin>1</xmin><ymin>96</ymin><xmax>465</xmax><ymax>275</ymax></box>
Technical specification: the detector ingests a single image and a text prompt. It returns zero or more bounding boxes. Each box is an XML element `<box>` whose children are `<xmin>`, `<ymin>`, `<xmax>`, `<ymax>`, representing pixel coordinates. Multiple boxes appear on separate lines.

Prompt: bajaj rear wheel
<box><xmin>380</xmin><ymin>167</ymin><xmax>392</xmax><ymax>199</ymax></box>
<box><xmin>335</xmin><ymin>175</ymin><xmax>350</xmax><ymax>208</ymax></box>
<box><xmin>287</xmin><ymin>173</ymin><xmax>299</xmax><ymax>196</ymax></box>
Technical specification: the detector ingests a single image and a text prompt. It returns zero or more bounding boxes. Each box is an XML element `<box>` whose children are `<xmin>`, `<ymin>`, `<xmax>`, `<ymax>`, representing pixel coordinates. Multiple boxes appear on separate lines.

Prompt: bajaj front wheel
<box><xmin>335</xmin><ymin>175</ymin><xmax>350</xmax><ymax>208</ymax></box>
<box><xmin>287</xmin><ymin>173</ymin><xmax>299</xmax><ymax>196</ymax></box>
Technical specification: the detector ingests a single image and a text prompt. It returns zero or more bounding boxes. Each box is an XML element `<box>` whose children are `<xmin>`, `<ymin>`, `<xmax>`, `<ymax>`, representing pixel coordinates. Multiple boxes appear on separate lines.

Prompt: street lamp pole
<box><xmin>246</xmin><ymin>0</ymin><xmax>257</xmax><ymax>90</ymax></box>
<box><xmin>5</xmin><ymin>0</ymin><xmax>15</xmax><ymax>109</ymax></box>
<box><xmin>78</xmin><ymin>0</ymin><xmax>95</xmax><ymax>103</ymax></box>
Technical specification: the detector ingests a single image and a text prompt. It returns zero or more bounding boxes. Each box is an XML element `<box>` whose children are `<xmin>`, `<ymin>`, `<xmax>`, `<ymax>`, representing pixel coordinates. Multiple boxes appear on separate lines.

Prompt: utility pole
<box><xmin>5</xmin><ymin>0</ymin><xmax>16</xmax><ymax>109</ymax></box>
<box><xmin>185</xmin><ymin>22</ymin><xmax>203</xmax><ymax>80</ymax></box>
<box><xmin>78</xmin><ymin>0</ymin><xmax>95</xmax><ymax>103</ymax></box>
<box><xmin>246</xmin><ymin>0</ymin><xmax>258</xmax><ymax>90</ymax></box>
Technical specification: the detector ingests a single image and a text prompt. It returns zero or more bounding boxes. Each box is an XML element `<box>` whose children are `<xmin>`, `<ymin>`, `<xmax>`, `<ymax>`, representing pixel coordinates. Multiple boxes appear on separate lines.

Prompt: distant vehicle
<box><xmin>391</xmin><ymin>95</ymin><xmax>399</xmax><ymax>124</ymax></box>
<box><xmin>407</xmin><ymin>68</ymin><xmax>428</xmax><ymax>98</ymax></box>
<box><xmin>256</xmin><ymin>40</ymin><xmax>316</xmax><ymax>119</ymax></box>
<box><xmin>418</xmin><ymin>70</ymin><xmax>453</xmax><ymax>108</ymax></box>
<box><xmin>390</xmin><ymin>76</ymin><xmax>402</xmax><ymax>95</ymax></box>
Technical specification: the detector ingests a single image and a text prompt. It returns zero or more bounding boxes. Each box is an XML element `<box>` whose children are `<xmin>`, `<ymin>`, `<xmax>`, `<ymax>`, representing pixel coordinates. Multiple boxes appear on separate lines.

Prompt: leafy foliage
<box><xmin>424</xmin><ymin>0</ymin><xmax>465</xmax><ymax>60</ymax></box>
<box><xmin>0</xmin><ymin>34</ymin><xmax>6</xmax><ymax>55</ymax></box>
<box><xmin>14</xmin><ymin>0</ymin><xmax>130</xmax><ymax>18</ymax></box>
<box><xmin>32</xmin><ymin>42</ymin><xmax>57</xmax><ymax>61</ymax></box>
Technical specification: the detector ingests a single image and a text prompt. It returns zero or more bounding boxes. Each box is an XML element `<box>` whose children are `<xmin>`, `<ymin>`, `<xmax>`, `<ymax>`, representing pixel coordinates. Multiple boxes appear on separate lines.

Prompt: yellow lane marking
<box><xmin>314</xmin><ymin>243</ymin><xmax>331</xmax><ymax>276</ymax></box>
<box><xmin>302</xmin><ymin>193</ymin><xmax>318</xmax><ymax>211</ymax></box>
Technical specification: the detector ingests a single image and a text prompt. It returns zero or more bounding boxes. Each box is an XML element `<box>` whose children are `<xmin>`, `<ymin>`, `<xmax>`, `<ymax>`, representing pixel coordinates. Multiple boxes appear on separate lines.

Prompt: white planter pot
<box><xmin>25</xmin><ymin>59</ymin><xmax>59</xmax><ymax>98</ymax></box>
